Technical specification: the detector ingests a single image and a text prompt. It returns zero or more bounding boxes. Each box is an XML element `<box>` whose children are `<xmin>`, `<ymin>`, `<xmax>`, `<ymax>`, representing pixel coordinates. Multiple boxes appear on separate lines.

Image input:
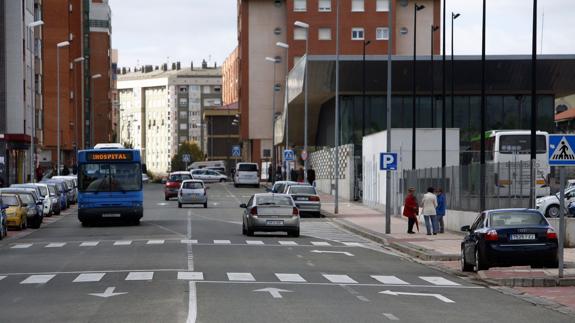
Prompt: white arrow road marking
<box><xmin>382</xmin><ymin>313</ymin><xmax>400</xmax><ymax>321</ymax></box>
<box><xmin>89</xmin><ymin>287</ymin><xmax>128</xmax><ymax>298</ymax></box>
<box><xmin>254</xmin><ymin>287</ymin><xmax>293</xmax><ymax>299</ymax></box>
<box><xmin>379</xmin><ymin>290</ymin><xmax>455</xmax><ymax>303</ymax></box>
<box><xmin>157</xmin><ymin>202</ymin><xmax>168</xmax><ymax>206</ymax></box>
<box><xmin>310</xmin><ymin>250</ymin><xmax>354</xmax><ymax>256</ymax></box>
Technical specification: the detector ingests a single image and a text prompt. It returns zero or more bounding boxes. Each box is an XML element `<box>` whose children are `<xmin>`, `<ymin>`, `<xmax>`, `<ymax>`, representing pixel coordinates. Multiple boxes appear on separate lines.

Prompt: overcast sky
<box><xmin>110</xmin><ymin>0</ymin><xmax>574</xmax><ymax>68</ymax></box>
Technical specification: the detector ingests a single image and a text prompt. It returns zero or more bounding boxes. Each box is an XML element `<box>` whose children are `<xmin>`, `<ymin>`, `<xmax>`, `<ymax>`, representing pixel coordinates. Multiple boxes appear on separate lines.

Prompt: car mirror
<box><xmin>461</xmin><ymin>225</ymin><xmax>471</xmax><ymax>232</ymax></box>
<box><xmin>240</xmin><ymin>203</ymin><xmax>247</xmax><ymax>208</ymax></box>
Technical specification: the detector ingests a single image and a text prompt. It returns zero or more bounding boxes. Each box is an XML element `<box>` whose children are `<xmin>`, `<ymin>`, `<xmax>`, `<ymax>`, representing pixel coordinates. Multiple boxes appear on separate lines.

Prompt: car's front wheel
<box><xmin>461</xmin><ymin>247</ymin><xmax>474</xmax><ymax>272</ymax></box>
<box><xmin>546</xmin><ymin>205</ymin><xmax>560</xmax><ymax>218</ymax></box>
<box><xmin>220</xmin><ymin>178</ymin><xmax>226</xmax><ymax>183</ymax></box>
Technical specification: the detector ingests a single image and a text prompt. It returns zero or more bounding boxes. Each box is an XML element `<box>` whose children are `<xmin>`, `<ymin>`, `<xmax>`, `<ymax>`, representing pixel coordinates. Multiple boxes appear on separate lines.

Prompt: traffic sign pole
<box><xmin>559</xmin><ymin>167</ymin><xmax>565</xmax><ymax>278</ymax></box>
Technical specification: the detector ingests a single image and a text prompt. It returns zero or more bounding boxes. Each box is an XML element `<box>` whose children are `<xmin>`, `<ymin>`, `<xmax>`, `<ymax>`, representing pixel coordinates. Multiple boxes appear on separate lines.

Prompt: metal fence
<box><xmin>401</xmin><ymin>161</ymin><xmax>549</xmax><ymax>212</ymax></box>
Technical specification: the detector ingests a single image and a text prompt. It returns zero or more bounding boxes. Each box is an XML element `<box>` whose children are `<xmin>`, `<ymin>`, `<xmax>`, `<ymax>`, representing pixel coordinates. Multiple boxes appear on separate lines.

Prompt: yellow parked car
<box><xmin>2</xmin><ymin>194</ymin><xmax>27</xmax><ymax>230</ymax></box>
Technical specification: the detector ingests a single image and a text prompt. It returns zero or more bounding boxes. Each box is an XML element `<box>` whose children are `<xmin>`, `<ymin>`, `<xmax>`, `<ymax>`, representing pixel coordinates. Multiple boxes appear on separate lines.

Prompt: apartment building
<box><xmin>0</xmin><ymin>0</ymin><xmax>43</xmax><ymax>184</ymax></box>
<box><xmin>118</xmin><ymin>64</ymin><xmax>222</xmax><ymax>175</ymax></box>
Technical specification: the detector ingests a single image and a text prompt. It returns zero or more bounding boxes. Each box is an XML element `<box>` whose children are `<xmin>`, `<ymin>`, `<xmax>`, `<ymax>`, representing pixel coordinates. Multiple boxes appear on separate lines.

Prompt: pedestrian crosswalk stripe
<box><xmin>246</xmin><ymin>240</ymin><xmax>264</xmax><ymax>245</ymax></box>
<box><xmin>177</xmin><ymin>272</ymin><xmax>204</xmax><ymax>281</ymax></box>
<box><xmin>227</xmin><ymin>273</ymin><xmax>255</xmax><ymax>281</ymax></box>
<box><xmin>114</xmin><ymin>241</ymin><xmax>132</xmax><ymax>246</ymax></box>
<box><xmin>80</xmin><ymin>241</ymin><xmax>99</xmax><ymax>247</ymax></box>
<box><xmin>20</xmin><ymin>274</ymin><xmax>55</xmax><ymax>284</ymax></box>
<box><xmin>214</xmin><ymin>240</ymin><xmax>231</xmax><ymax>244</ymax></box>
<box><xmin>147</xmin><ymin>240</ymin><xmax>165</xmax><ymax>245</ymax></box>
<box><xmin>73</xmin><ymin>273</ymin><xmax>105</xmax><ymax>283</ymax></box>
<box><xmin>180</xmin><ymin>239</ymin><xmax>198</xmax><ymax>244</ymax></box>
<box><xmin>371</xmin><ymin>275</ymin><xmax>409</xmax><ymax>285</ymax></box>
<box><xmin>46</xmin><ymin>243</ymin><xmax>66</xmax><ymax>248</ymax></box>
<box><xmin>311</xmin><ymin>241</ymin><xmax>331</xmax><ymax>246</ymax></box>
<box><xmin>126</xmin><ymin>272</ymin><xmax>154</xmax><ymax>281</ymax></box>
<box><xmin>0</xmin><ymin>276</ymin><xmax>6</xmax><ymax>281</ymax></box>
<box><xmin>278</xmin><ymin>241</ymin><xmax>298</xmax><ymax>246</ymax></box>
<box><xmin>419</xmin><ymin>276</ymin><xmax>460</xmax><ymax>286</ymax></box>
<box><xmin>11</xmin><ymin>244</ymin><xmax>32</xmax><ymax>249</ymax></box>
<box><xmin>275</xmin><ymin>273</ymin><xmax>306</xmax><ymax>282</ymax></box>
<box><xmin>322</xmin><ymin>274</ymin><xmax>358</xmax><ymax>284</ymax></box>
<box><xmin>342</xmin><ymin>242</ymin><xmax>363</xmax><ymax>247</ymax></box>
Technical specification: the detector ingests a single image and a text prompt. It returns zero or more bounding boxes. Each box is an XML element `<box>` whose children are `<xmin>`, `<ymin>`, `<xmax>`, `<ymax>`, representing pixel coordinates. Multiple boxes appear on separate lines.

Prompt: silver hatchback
<box><xmin>178</xmin><ymin>180</ymin><xmax>208</xmax><ymax>208</ymax></box>
<box><xmin>285</xmin><ymin>184</ymin><xmax>321</xmax><ymax>216</ymax></box>
<box><xmin>241</xmin><ymin>193</ymin><xmax>300</xmax><ymax>237</ymax></box>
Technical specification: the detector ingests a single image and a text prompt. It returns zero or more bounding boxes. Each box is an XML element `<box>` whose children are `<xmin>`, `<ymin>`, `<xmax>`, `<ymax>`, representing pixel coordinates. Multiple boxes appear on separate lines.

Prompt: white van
<box><xmin>188</xmin><ymin>160</ymin><xmax>226</xmax><ymax>173</ymax></box>
<box><xmin>234</xmin><ymin>163</ymin><xmax>259</xmax><ymax>188</ymax></box>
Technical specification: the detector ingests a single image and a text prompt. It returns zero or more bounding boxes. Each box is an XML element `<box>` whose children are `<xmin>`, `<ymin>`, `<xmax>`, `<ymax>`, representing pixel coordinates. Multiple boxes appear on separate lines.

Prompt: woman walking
<box><xmin>403</xmin><ymin>188</ymin><xmax>418</xmax><ymax>234</ymax></box>
<box><xmin>421</xmin><ymin>187</ymin><xmax>438</xmax><ymax>235</ymax></box>
<box><xmin>436</xmin><ymin>188</ymin><xmax>446</xmax><ymax>233</ymax></box>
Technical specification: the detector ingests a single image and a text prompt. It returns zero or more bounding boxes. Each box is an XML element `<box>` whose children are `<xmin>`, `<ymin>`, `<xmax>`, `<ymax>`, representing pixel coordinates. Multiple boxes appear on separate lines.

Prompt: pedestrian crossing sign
<box><xmin>549</xmin><ymin>135</ymin><xmax>575</xmax><ymax>166</ymax></box>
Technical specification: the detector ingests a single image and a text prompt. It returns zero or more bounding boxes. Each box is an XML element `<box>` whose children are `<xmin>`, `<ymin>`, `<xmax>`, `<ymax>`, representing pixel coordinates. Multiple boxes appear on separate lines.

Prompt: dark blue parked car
<box><xmin>461</xmin><ymin>208</ymin><xmax>558</xmax><ymax>272</ymax></box>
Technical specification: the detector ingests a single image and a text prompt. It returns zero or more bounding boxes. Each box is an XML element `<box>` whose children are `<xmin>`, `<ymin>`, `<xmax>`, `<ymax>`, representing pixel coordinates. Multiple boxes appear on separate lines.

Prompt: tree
<box><xmin>171</xmin><ymin>141</ymin><xmax>204</xmax><ymax>171</ymax></box>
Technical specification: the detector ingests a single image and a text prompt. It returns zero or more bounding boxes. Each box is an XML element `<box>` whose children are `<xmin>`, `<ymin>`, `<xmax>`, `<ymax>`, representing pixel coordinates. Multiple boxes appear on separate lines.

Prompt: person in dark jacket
<box><xmin>435</xmin><ymin>188</ymin><xmax>446</xmax><ymax>233</ymax></box>
<box><xmin>307</xmin><ymin>168</ymin><xmax>316</xmax><ymax>186</ymax></box>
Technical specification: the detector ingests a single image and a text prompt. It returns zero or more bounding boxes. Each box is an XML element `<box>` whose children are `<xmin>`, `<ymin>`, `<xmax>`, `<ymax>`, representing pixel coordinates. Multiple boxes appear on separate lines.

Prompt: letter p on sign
<box><xmin>380</xmin><ymin>153</ymin><xmax>398</xmax><ymax>171</ymax></box>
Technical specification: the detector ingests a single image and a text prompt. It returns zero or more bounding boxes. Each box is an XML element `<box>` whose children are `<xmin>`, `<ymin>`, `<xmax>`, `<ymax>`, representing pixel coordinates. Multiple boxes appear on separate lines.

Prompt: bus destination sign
<box><xmin>87</xmin><ymin>152</ymin><xmax>133</xmax><ymax>162</ymax></box>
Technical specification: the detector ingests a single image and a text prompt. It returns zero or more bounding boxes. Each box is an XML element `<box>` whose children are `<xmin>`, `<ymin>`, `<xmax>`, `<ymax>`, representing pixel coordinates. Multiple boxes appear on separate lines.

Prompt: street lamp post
<box><xmin>72</xmin><ymin>57</ymin><xmax>85</xmax><ymax>162</ymax></box>
<box><xmin>294</xmin><ymin>21</ymin><xmax>310</xmax><ymax>182</ymax></box>
<box><xmin>412</xmin><ymin>4</ymin><xmax>425</xmax><ymax>170</ymax></box>
<box><xmin>27</xmin><ymin>20</ymin><xmax>43</xmax><ymax>182</ymax></box>
<box><xmin>265</xmin><ymin>56</ymin><xmax>279</xmax><ymax>183</ymax></box>
<box><xmin>530</xmin><ymin>0</ymin><xmax>538</xmax><ymax>208</ymax></box>
<box><xmin>480</xmin><ymin>0</ymin><xmax>487</xmax><ymax>211</ymax></box>
<box><xmin>441</xmin><ymin>0</ymin><xmax>447</xmax><ymax>190</ymax></box>
<box><xmin>335</xmin><ymin>0</ymin><xmax>340</xmax><ymax>214</ymax></box>
<box><xmin>451</xmin><ymin>13</ymin><xmax>460</xmax><ymax>127</ymax></box>
<box><xmin>56</xmin><ymin>41</ymin><xmax>70</xmax><ymax>176</ymax></box>
<box><xmin>90</xmin><ymin>73</ymin><xmax>102</xmax><ymax>148</ymax></box>
<box><xmin>276</xmin><ymin>41</ymin><xmax>290</xmax><ymax>180</ymax></box>
<box><xmin>430</xmin><ymin>25</ymin><xmax>439</xmax><ymax>127</ymax></box>
<box><xmin>362</xmin><ymin>40</ymin><xmax>371</xmax><ymax>137</ymax></box>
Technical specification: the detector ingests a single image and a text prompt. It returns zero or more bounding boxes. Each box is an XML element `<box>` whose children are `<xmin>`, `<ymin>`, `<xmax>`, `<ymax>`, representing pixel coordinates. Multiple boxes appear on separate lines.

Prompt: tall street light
<box><xmin>412</xmin><ymin>3</ymin><xmax>425</xmax><ymax>170</ymax></box>
<box><xmin>430</xmin><ymin>25</ymin><xmax>439</xmax><ymax>127</ymax></box>
<box><xmin>441</xmin><ymin>0</ymin><xmax>447</xmax><ymax>190</ymax></box>
<box><xmin>90</xmin><ymin>73</ymin><xmax>102</xmax><ymax>148</ymax></box>
<box><xmin>334</xmin><ymin>0</ymin><xmax>340</xmax><ymax>214</ymax></box>
<box><xmin>530</xmin><ymin>0</ymin><xmax>538</xmax><ymax>208</ymax></box>
<box><xmin>451</xmin><ymin>13</ymin><xmax>460</xmax><ymax>127</ymax></box>
<box><xmin>362</xmin><ymin>40</ymin><xmax>371</xmax><ymax>137</ymax></box>
<box><xmin>276</xmin><ymin>41</ymin><xmax>290</xmax><ymax>180</ymax></box>
<box><xmin>480</xmin><ymin>0</ymin><xmax>487</xmax><ymax>211</ymax></box>
<box><xmin>27</xmin><ymin>20</ymin><xmax>43</xmax><ymax>182</ymax></box>
<box><xmin>385</xmin><ymin>1</ymin><xmax>394</xmax><ymax>234</ymax></box>
<box><xmin>72</xmin><ymin>57</ymin><xmax>85</xmax><ymax>160</ymax></box>
<box><xmin>265</xmin><ymin>56</ymin><xmax>279</xmax><ymax>182</ymax></box>
<box><xmin>294</xmin><ymin>20</ymin><xmax>310</xmax><ymax>182</ymax></box>
<box><xmin>56</xmin><ymin>40</ymin><xmax>70</xmax><ymax>176</ymax></box>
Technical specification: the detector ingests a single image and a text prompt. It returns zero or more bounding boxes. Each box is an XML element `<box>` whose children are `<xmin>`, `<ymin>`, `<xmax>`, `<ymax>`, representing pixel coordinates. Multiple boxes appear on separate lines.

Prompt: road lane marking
<box><xmin>322</xmin><ymin>274</ymin><xmax>358</xmax><ymax>284</ymax></box>
<box><xmin>114</xmin><ymin>240</ymin><xmax>132</xmax><ymax>246</ymax></box>
<box><xmin>356</xmin><ymin>296</ymin><xmax>370</xmax><ymax>302</ymax></box>
<box><xmin>254</xmin><ymin>287</ymin><xmax>292</xmax><ymax>299</ymax></box>
<box><xmin>227</xmin><ymin>273</ymin><xmax>255</xmax><ymax>281</ymax></box>
<box><xmin>278</xmin><ymin>241</ymin><xmax>298</xmax><ymax>246</ymax></box>
<box><xmin>20</xmin><ymin>274</ymin><xmax>55</xmax><ymax>284</ymax></box>
<box><xmin>380</xmin><ymin>290</ymin><xmax>455</xmax><ymax>303</ymax></box>
<box><xmin>73</xmin><ymin>273</ymin><xmax>105</xmax><ymax>283</ymax></box>
<box><xmin>46</xmin><ymin>242</ymin><xmax>66</xmax><ymax>248</ymax></box>
<box><xmin>371</xmin><ymin>276</ymin><xmax>409</xmax><ymax>285</ymax></box>
<box><xmin>11</xmin><ymin>244</ymin><xmax>32</xmax><ymax>249</ymax></box>
<box><xmin>419</xmin><ymin>276</ymin><xmax>460</xmax><ymax>286</ymax></box>
<box><xmin>178</xmin><ymin>272</ymin><xmax>204</xmax><ymax>281</ymax></box>
<box><xmin>310</xmin><ymin>250</ymin><xmax>354</xmax><ymax>256</ymax></box>
<box><xmin>89</xmin><ymin>286</ymin><xmax>127</xmax><ymax>298</ymax></box>
<box><xmin>214</xmin><ymin>240</ymin><xmax>231</xmax><ymax>244</ymax></box>
<box><xmin>275</xmin><ymin>273</ymin><xmax>306</xmax><ymax>283</ymax></box>
<box><xmin>146</xmin><ymin>240</ymin><xmax>165</xmax><ymax>245</ymax></box>
<box><xmin>80</xmin><ymin>241</ymin><xmax>99</xmax><ymax>247</ymax></box>
<box><xmin>311</xmin><ymin>241</ymin><xmax>331</xmax><ymax>246</ymax></box>
<box><xmin>342</xmin><ymin>242</ymin><xmax>363</xmax><ymax>247</ymax></box>
<box><xmin>383</xmin><ymin>313</ymin><xmax>400</xmax><ymax>321</ymax></box>
<box><xmin>181</xmin><ymin>239</ymin><xmax>198</xmax><ymax>244</ymax></box>
<box><xmin>0</xmin><ymin>276</ymin><xmax>6</xmax><ymax>281</ymax></box>
<box><xmin>186</xmin><ymin>210</ymin><xmax>197</xmax><ymax>323</ymax></box>
<box><xmin>125</xmin><ymin>272</ymin><xmax>154</xmax><ymax>281</ymax></box>
<box><xmin>246</xmin><ymin>240</ymin><xmax>264</xmax><ymax>245</ymax></box>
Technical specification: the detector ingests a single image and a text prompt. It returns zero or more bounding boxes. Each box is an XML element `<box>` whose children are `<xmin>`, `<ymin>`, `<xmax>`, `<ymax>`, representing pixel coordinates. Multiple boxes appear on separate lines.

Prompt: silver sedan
<box><xmin>241</xmin><ymin>193</ymin><xmax>300</xmax><ymax>237</ymax></box>
<box><xmin>178</xmin><ymin>180</ymin><xmax>208</xmax><ymax>208</ymax></box>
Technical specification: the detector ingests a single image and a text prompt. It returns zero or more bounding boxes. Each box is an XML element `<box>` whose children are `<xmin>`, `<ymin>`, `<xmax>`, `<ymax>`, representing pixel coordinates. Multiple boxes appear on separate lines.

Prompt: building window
<box><xmin>294</xmin><ymin>0</ymin><xmax>306</xmax><ymax>12</ymax></box>
<box><xmin>376</xmin><ymin>27</ymin><xmax>389</xmax><ymax>40</ymax></box>
<box><xmin>179</xmin><ymin>111</ymin><xmax>188</xmax><ymax>118</ymax></box>
<box><xmin>351</xmin><ymin>0</ymin><xmax>364</xmax><ymax>12</ymax></box>
<box><xmin>318</xmin><ymin>0</ymin><xmax>331</xmax><ymax>12</ymax></box>
<box><xmin>294</xmin><ymin>27</ymin><xmax>307</xmax><ymax>40</ymax></box>
<box><xmin>376</xmin><ymin>0</ymin><xmax>390</xmax><ymax>12</ymax></box>
<box><xmin>203</xmin><ymin>86</ymin><xmax>211</xmax><ymax>94</ymax></box>
<box><xmin>179</xmin><ymin>123</ymin><xmax>188</xmax><ymax>130</ymax></box>
<box><xmin>179</xmin><ymin>136</ymin><xmax>187</xmax><ymax>142</ymax></box>
<box><xmin>318</xmin><ymin>28</ymin><xmax>331</xmax><ymax>40</ymax></box>
<box><xmin>179</xmin><ymin>98</ymin><xmax>188</xmax><ymax>107</ymax></box>
<box><xmin>351</xmin><ymin>28</ymin><xmax>364</xmax><ymax>40</ymax></box>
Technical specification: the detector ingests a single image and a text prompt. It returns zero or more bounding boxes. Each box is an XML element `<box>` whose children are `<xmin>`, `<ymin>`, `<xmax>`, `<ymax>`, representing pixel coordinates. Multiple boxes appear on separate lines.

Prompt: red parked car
<box><xmin>164</xmin><ymin>171</ymin><xmax>192</xmax><ymax>201</ymax></box>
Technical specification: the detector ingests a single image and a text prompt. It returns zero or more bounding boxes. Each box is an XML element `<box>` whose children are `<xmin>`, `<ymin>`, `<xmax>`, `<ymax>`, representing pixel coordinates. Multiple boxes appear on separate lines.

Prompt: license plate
<box><xmin>296</xmin><ymin>197</ymin><xmax>308</xmax><ymax>201</ymax></box>
<box><xmin>102</xmin><ymin>213</ymin><xmax>121</xmax><ymax>218</ymax></box>
<box><xmin>510</xmin><ymin>234</ymin><xmax>536</xmax><ymax>240</ymax></box>
<box><xmin>266</xmin><ymin>220</ymin><xmax>284</xmax><ymax>225</ymax></box>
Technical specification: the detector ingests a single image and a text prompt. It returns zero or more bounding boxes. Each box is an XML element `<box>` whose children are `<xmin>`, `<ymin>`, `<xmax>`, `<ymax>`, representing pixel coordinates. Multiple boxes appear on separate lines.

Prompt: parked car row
<box><xmin>0</xmin><ymin>175</ymin><xmax>77</xmax><ymax>239</ymax></box>
<box><xmin>267</xmin><ymin>181</ymin><xmax>321</xmax><ymax>217</ymax></box>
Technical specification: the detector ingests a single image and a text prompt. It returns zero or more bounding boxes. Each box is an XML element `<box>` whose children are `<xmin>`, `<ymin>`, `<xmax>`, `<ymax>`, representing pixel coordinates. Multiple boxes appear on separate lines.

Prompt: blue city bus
<box><xmin>77</xmin><ymin>146</ymin><xmax>144</xmax><ymax>226</ymax></box>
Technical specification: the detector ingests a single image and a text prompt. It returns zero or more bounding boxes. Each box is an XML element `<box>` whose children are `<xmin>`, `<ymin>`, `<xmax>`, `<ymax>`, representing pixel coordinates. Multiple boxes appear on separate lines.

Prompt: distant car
<box><xmin>460</xmin><ymin>208</ymin><xmax>559</xmax><ymax>272</ymax></box>
<box><xmin>241</xmin><ymin>193</ymin><xmax>300</xmax><ymax>237</ymax></box>
<box><xmin>2</xmin><ymin>194</ymin><xmax>27</xmax><ymax>230</ymax></box>
<box><xmin>285</xmin><ymin>184</ymin><xmax>321</xmax><ymax>216</ymax></box>
<box><xmin>142</xmin><ymin>173</ymin><xmax>150</xmax><ymax>183</ymax></box>
<box><xmin>11</xmin><ymin>183</ymin><xmax>52</xmax><ymax>217</ymax></box>
<box><xmin>52</xmin><ymin>176</ymin><xmax>78</xmax><ymax>204</ymax></box>
<box><xmin>234</xmin><ymin>163</ymin><xmax>259</xmax><ymax>188</ymax></box>
<box><xmin>0</xmin><ymin>199</ymin><xmax>7</xmax><ymax>239</ymax></box>
<box><xmin>42</xmin><ymin>179</ymin><xmax>69</xmax><ymax>210</ymax></box>
<box><xmin>191</xmin><ymin>169</ymin><xmax>227</xmax><ymax>183</ymax></box>
<box><xmin>535</xmin><ymin>186</ymin><xmax>575</xmax><ymax>217</ymax></box>
<box><xmin>42</xmin><ymin>182</ymin><xmax>63</xmax><ymax>215</ymax></box>
<box><xmin>165</xmin><ymin>171</ymin><xmax>192</xmax><ymax>200</ymax></box>
<box><xmin>178</xmin><ymin>180</ymin><xmax>208</xmax><ymax>208</ymax></box>
<box><xmin>1</xmin><ymin>188</ymin><xmax>44</xmax><ymax>225</ymax></box>
<box><xmin>268</xmin><ymin>181</ymin><xmax>297</xmax><ymax>194</ymax></box>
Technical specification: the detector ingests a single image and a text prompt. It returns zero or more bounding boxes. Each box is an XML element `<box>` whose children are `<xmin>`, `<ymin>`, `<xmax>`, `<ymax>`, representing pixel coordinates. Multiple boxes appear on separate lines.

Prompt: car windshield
<box><xmin>256</xmin><ymin>195</ymin><xmax>293</xmax><ymax>206</ymax></box>
<box><xmin>183</xmin><ymin>182</ymin><xmax>204</xmax><ymax>189</ymax></box>
<box><xmin>2</xmin><ymin>195</ymin><xmax>19</xmax><ymax>206</ymax></box>
<box><xmin>18</xmin><ymin>194</ymin><xmax>34</xmax><ymax>204</ymax></box>
<box><xmin>289</xmin><ymin>186</ymin><xmax>316</xmax><ymax>195</ymax></box>
<box><xmin>169</xmin><ymin>173</ymin><xmax>192</xmax><ymax>182</ymax></box>
<box><xmin>79</xmin><ymin>163</ymin><xmax>142</xmax><ymax>192</ymax></box>
<box><xmin>37</xmin><ymin>186</ymin><xmax>48</xmax><ymax>196</ymax></box>
<box><xmin>490</xmin><ymin>211</ymin><xmax>547</xmax><ymax>227</ymax></box>
<box><xmin>48</xmin><ymin>186</ymin><xmax>56</xmax><ymax>195</ymax></box>
<box><xmin>238</xmin><ymin>164</ymin><xmax>257</xmax><ymax>172</ymax></box>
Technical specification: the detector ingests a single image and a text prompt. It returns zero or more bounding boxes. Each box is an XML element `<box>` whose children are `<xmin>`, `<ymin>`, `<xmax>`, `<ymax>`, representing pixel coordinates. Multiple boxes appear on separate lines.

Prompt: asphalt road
<box><xmin>0</xmin><ymin>183</ymin><xmax>572</xmax><ymax>322</ymax></box>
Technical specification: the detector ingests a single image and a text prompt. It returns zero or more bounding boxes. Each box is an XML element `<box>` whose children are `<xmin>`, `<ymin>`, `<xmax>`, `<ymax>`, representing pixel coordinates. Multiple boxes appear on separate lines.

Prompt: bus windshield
<box><xmin>79</xmin><ymin>163</ymin><xmax>142</xmax><ymax>192</ymax></box>
<box><xmin>499</xmin><ymin>135</ymin><xmax>546</xmax><ymax>154</ymax></box>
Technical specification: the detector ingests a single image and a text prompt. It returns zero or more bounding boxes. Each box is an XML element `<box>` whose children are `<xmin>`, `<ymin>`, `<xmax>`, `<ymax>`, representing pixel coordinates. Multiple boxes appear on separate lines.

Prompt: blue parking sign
<box><xmin>380</xmin><ymin>153</ymin><xmax>398</xmax><ymax>171</ymax></box>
